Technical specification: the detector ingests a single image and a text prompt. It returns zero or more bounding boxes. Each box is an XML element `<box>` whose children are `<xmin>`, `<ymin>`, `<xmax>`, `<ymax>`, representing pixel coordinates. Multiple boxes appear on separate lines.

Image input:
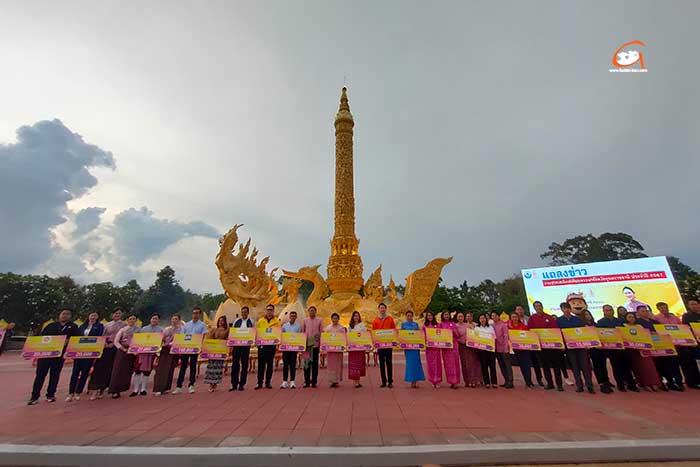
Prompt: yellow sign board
<box><xmin>22</xmin><ymin>335</ymin><xmax>67</xmax><ymax>359</ymax></box>
<box><xmin>65</xmin><ymin>336</ymin><xmax>106</xmax><ymax>358</ymax></box>
<box><xmin>321</xmin><ymin>331</ymin><xmax>347</xmax><ymax>352</ymax></box>
<box><xmin>508</xmin><ymin>329</ymin><xmax>541</xmax><ymax>351</ymax></box>
<box><xmin>128</xmin><ymin>332</ymin><xmax>162</xmax><ymax>354</ymax></box>
<box><xmin>398</xmin><ymin>329</ymin><xmax>426</xmax><ymax>350</ymax></box>
<box><xmin>280</xmin><ymin>332</ymin><xmax>306</xmax><ymax>352</ymax></box>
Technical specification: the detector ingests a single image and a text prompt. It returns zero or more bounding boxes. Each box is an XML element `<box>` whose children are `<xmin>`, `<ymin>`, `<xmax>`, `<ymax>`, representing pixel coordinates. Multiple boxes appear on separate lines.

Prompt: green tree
<box><xmin>135</xmin><ymin>266</ymin><xmax>186</xmax><ymax>321</ymax></box>
<box><xmin>82</xmin><ymin>282</ymin><xmax>125</xmax><ymax>317</ymax></box>
<box><xmin>667</xmin><ymin>256</ymin><xmax>697</xmax><ymax>282</ymax></box>
<box><xmin>541</xmin><ymin>232</ymin><xmax>646</xmax><ymax>265</ymax></box>
<box><xmin>679</xmin><ymin>274</ymin><xmax>700</xmax><ymax>302</ymax></box>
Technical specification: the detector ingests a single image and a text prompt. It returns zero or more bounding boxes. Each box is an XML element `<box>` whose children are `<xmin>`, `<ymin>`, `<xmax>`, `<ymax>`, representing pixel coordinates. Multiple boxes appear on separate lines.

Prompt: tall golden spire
<box><xmin>327</xmin><ymin>87</ymin><xmax>364</xmax><ymax>296</ymax></box>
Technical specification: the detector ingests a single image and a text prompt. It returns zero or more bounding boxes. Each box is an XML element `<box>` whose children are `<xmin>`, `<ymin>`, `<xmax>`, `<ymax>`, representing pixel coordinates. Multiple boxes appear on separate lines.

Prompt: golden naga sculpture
<box><xmin>215</xmin><ymin>224</ymin><xmax>279</xmax><ymax>309</ymax></box>
<box><xmin>214</xmin><ymin>87</ymin><xmax>452</xmax><ymax>324</ymax></box>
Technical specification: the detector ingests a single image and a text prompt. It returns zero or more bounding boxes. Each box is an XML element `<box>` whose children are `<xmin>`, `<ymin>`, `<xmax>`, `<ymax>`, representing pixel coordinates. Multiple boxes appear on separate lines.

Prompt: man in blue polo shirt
<box><xmin>557</xmin><ymin>301</ymin><xmax>594</xmax><ymax>394</ymax></box>
<box><xmin>173</xmin><ymin>307</ymin><xmax>208</xmax><ymax>394</ymax></box>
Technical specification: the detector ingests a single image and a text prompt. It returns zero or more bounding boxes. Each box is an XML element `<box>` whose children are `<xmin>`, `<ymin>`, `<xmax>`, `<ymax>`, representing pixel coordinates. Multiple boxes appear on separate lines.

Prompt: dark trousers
<box><xmin>176</xmin><ymin>354</ymin><xmax>198</xmax><ymax>388</ymax></box>
<box><xmin>654</xmin><ymin>356</ymin><xmax>683</xmax><ymax>387</ymax></box>
<box><xmin>479</xmin><ymin>350</ymin><xmax>497</xmax><ymax>385</ymax></box>
<box><xmin>540</xmin><ymin>349</ymin><xmax>564</xmax><ymax>388</ymax></box>
<box><xmin>257</xmin><ymin>345</ymin><xmax>276</xmax><ymax>386</ymax></box>
<box><xmin>567</xmin><ymin>348</ymin><xmax>593</xmax><ymax>390</ymax></box>
<box><xmin>231</xmin><ymin>346</ymin><xmax>250</xmax><ymax>389</ymax></box>
<box><xmin>531</xmin><ymin>352</ymin><xmax>544</xmax><ymax>383</ymax></box>
<box><xmin>304</xmin><ymin>347</ymin><xmax>320</xmax><ymax>385</ymax></box>
<box><xmin>378</xmin><ymin>348</ymin><xmax>393</xmax><ymax>385</ymax></box>
<box><xmin>282</xmin><ymin>351</ymin><xmax>297</xmax><ymax>381</ymax></box>
<box><xmin>495</xmin><ymin>352</ymin><xmax>513</xmax><ymax>384</ymax></box>
<box><xmin>31</xmin><ymin>358</ymin><xmax>64</xmax><ymax>400</ymax></box>
<box><xmin>678</xmin><ymin>347</ymin><xmax>700</xmax><ymax>387</ymax></box>
<box><xmin>591</xmin><ymin>349</ymin><xmax>635</xmax><ymax>389</ymax></box>
<box><xmin>560</xmin><ymin>351</ymin><xmax>570</xmax><ymax>378</ymax></box>
<box><xmin>514</xmin><ymin>350</ymin><xmax>533</xmax><ymax>386</ymax></box>
<box><xmin>69</xmin><ymin>359</ymin><xmax>93</xmax><ymax>394</ymax></box>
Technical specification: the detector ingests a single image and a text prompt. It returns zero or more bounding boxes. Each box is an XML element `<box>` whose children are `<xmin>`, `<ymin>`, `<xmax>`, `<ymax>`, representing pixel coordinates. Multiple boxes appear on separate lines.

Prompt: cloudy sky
<box><xmin>1</xmin><ymin>1</ymin><xmax>698</xmax><ymax>293</ymax></box>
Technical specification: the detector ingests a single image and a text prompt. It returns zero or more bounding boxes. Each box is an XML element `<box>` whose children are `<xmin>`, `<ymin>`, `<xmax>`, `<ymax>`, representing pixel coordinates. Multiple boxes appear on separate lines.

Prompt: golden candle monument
<box><xmin>215</xmin><ymin>88</ymin><xmax>451</xmax><ymax>324</ymax></box>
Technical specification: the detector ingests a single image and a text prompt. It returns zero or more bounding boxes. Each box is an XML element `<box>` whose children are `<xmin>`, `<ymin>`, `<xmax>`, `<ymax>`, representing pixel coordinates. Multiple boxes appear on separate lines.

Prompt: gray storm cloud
<box><xmin>0</xmin><ymin>119</ymin><xmax>115</xmax><ymax>272</ymax></box>
<box><xmin>110</xmin><ymin>206</ymin><xmax>220</xmax><ymax>266</ymax></box>
<box><xmin>73</xmin><ymin>207</ymin><xmax>107</xmax><ymax>237</ymax></box>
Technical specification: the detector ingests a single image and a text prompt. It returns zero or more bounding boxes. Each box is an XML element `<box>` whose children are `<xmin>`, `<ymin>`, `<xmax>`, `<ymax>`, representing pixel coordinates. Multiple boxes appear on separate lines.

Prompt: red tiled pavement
<box><xmin>1</xmin><ymin>352</ymin><xmax>700</xmax><ymax>447</ymax></box>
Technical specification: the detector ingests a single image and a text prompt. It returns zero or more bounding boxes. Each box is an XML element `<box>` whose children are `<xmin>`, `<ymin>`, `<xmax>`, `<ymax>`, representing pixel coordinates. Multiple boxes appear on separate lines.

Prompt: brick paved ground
<box><xmin>1</xmin><ymin>352</ymin><xmax>699</xmax><ymax>448</ymax></box>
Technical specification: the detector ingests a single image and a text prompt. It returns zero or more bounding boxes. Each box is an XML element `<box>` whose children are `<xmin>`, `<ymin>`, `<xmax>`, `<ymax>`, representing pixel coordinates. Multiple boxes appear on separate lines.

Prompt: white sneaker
<box><xmin>188</xmin><ymin>385</ymin><xmax>195</xmax><ymax>394</ymax></box>
<box><xmin>172</xmin><ymin>387</ymin><xmax>182</xmax><ymax>395</ymax></box>
<box><xmin>280</xmin><ymin>381</ymin><xmax>289</xmax><ymax>389</ymax></box>
<box><xmin>290</xmin><ymin>381</ymin><xmax>296</xmax><ymax>389</ymax></box>
<box><xmin>565</xmin><ymin>378</ymin><xmax>574</xmax><ymax>386</ymax></box>
<box><xmin>65</xmin><ymin>394</ymin><xmax>73</xmax><ymax>402</ymax></box>
<box><xmin>154</xmin><ymin>392</ymin><xmax>162</xmax><ymax>396</ymax></box>
<box><xmin>74</xmin><ymin>395</ymin><xmax>80</xmax><ymax>401</ymax></box>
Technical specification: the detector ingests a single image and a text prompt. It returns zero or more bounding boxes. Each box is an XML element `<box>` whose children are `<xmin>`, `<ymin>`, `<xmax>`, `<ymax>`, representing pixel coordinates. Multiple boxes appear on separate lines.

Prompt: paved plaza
<box><xmin>1</xmin><ymin>352</ymin><xmax>699</xmax><ymax>449</ymax></box>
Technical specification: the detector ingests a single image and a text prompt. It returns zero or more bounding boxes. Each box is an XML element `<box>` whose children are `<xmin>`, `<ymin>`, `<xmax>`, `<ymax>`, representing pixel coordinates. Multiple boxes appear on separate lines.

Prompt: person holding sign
<box><xmin>528</xmin><ymin>301</ymin><xmax>564</xmax><ymax>391</ymax></box>
<box><xmin>88</xmin><ymin>308</ymin><xmax>126</xmax><ymax>400</ymax></box>
<box><xmin>204</xmin><ymin>316</ymin><xmax>229</xmax><ymax>392</ymax></box>
<box><xmin>423</xmin><ymin>312</ymin><xmax>442</xmax><ymax>387</ymax></box>
<box><xmin>302</xmin><ymin>305</ymin><xmax>323</xmax><ymax>388</ymax></box>
<box><xmin>557</xmin><ymin>302</ymin><xmax>594</xmax><ymax>394</ymax></box>
<box><xmin>475</xmin><ymin>314</ymin><xmax>497</xmax><ymax>388</ymax></box>
<box><xmin>372</xmin><ymin>303</ymin><xmax>396</xmax><ymax>388</ymax></box>
<box><xmin>594</xmin><ymin>305</ymin><xmax>637</xmax><ymax>393</ymax></box>
<box><xmin>490</xmin><ymin>311</ymin><xmax>514</xmax><ymax>389</ymax></box>
<box><xmin>624</xmin><ymin>312</ymin><xmax>661</xmax><ymax>391</ymax></box>
<box><xmin>439</xmin><ymin>310</ymin><xmax>461</xmax><ymax>389</ymax></box>
<box><xmin>108</xmin><ymin>313</ymin><xmax>140</xmax><ymax>399</ymax></box>
<box><xmin>280</xmin><ymin>311</ymin><xmax>302</xmax><ymax>389</ymax></box>
<box><xmin>255</xmin><ymin>304</ymin><xmax>281</xmax><ymax>390</ymax></box>
<box><xmin>656</xmin><ymin>302</ymin><xmax>700</xmax><ymax>390</ymax></box>
<box><xmin>637</xmin><ymin>306</ymin><xmax>683</xmax><ymax>391</ymax></box>
<box><xmin>174</xmin><ymin>307</ymin><xmax>208</xmax><ymax>395</ymax></box>
<box><xmin>153</xmin><ymin>314</ymin><xmax>183</xmax><ymax>395</ymax></box>
<box><xmin>401</xmin><ymin>311</ymin><xmax>425</xmax><ymax>388</ymax></box>
<box><xmin>230</xmin><ymin>306</ymin><xmax>254</xmax><ymax>392</ymax></box>
<box><xmin>130</xmin><ymin>313</ymin><xmax>163</xmax><ymax>397</ymax></box>
<box><xmin>508</xmin><ymin>313</ymin><xmax>534</xmax><ymax>388</ymax></box>
<box><xmin>27</xmin><ymin>308</ymin><xmax>79</xmax><ymax>406</ymax></box>
<box><xmin>324</xmin><ymin>313</ymin><xmax>346</xmax><ymax>387</ymax></box>
<box><xmin>66</xmin><ymin>312</ymin><xmax>104</xmax><ymax>402</ymax></box>
<box><xmin>347</xmin><ymin>311</ymin><xmax>367</xmax><ymax>388</ymax></box>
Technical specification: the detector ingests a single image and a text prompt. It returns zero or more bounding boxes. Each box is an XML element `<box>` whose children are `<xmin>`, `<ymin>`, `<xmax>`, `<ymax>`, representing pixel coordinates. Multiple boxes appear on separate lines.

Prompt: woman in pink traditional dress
<box><xmin>347</xmin><ymin>311</ymin><xmax>367</xmax><ymax>388</ymax></box>
<box><xmin>423</xmin><ymin>311</ymin><xmax>442</xmax><ymax>387</ymax></box>
<box><xmin>108</xmin><ymin>313</ymin><xmax>140</xmax><ymax>399</ymax></box>
<box><xmin>325</xmin><ymin>313</ymin><xmax>346</xmax><ymax>387</ymax></box>
<box><xmin>439</xmin><ymin>310</ymin><xmax>461</xmax><ymax>389</ymax></box>
<box><xmin>463</xmin><ymin>312</ymin><xmax>482</xmax><ymax>387</ymax></box>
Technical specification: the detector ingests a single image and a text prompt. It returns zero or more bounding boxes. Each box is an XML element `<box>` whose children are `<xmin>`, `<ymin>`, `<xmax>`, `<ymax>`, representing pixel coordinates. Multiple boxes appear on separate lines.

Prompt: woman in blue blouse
<box><xmin>401</xmin><ymin>310</ymin><xmax>425</xmax><ymax>388</ymax></box>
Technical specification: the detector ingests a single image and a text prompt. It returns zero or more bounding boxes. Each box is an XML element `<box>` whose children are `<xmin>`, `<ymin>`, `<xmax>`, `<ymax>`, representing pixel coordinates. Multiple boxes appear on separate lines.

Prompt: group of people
<box><xmin>22</xmin><ymin>298</ymin><xmax>700</xmax><ymax>405</ymax></box>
